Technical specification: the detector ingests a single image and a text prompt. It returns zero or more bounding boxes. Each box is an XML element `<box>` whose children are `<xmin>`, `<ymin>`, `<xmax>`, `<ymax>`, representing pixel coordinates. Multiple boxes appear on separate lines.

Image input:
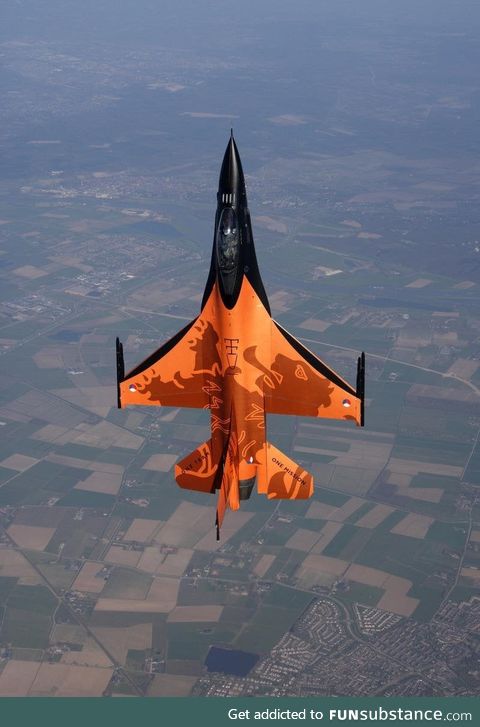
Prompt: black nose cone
<box><xmin>218</xmin><ymin>131</ymin><xmax>247</xmax><ymax>204</ymax></box>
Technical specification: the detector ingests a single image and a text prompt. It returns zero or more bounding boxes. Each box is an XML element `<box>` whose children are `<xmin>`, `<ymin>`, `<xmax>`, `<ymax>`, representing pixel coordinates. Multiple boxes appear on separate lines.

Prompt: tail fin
<box><xmin>215</xmin><ymin>432</ymin><xmax>239</xmax><ymax>540</ymax></box>
<box><xmin>257</xmin><ymin>442</ymin><xmax>313</xmax><ymax>500</ymax></box>
<box><xmin>175</xmin><ymin>439</ymin><xmax>219</xmax><ymax>494</ymax></box>
<box><xmin>174</xmin><ymin>434</ymin><xmax>240</xmax><ymax>541</ymax></box>
<box><xmin>116</xmin><ymin>337</ymin><xmax>125</xmax><ymax>409</ymax></box>
<box><xmin>356</xmin><ymin>351</ymin><xmax>366</xmax><ymax>427</ymax></box>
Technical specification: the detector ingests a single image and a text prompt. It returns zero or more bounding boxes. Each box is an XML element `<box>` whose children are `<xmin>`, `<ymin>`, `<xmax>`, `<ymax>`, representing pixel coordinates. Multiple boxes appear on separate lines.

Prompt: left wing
<box><xmin>264</xmin><ymin>321</ymin><xmax>365</xmax><ymax>426</ymax></box>
<box><xmin>116</xmin><ymin>315</ymin><xmax>222</xmax><ymax>410</ymax></box>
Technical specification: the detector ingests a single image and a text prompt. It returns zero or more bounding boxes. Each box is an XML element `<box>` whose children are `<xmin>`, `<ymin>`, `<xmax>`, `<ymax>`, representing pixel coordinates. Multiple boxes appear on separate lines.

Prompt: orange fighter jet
<box><xmin>116</xmin><ymin>133</ymin><xmax>365</xmax><ymax>538</ymax></box>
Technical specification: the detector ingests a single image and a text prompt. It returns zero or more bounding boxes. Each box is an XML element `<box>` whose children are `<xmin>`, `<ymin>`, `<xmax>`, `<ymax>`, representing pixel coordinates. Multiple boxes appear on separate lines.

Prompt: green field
<box><xmin>0</xmin><ymin>460</ymin><xmax>91</xmax><ymax>506</ymax></box>
<box><xmin>233</xmin><ymin>595</ymin><xmax>311</xmax><ymax>653</ymax></box>
<box><xmin>380</xmin><ymin>362</ymin><xmax>445</xmax><ymax>386</ymax></box>
<box><xmin>315</xmin><ymin>488</ymin><xmax>350</xmax><ymax>506</ymax></box>
<box><xmin>262</xmin><ymin>584</ymin><xmax>312</xmax><ymax>611</ymax></box>
<box><xmin>295</xmin><ymin>436</ymin><xmax>350</xmax><ymax>453</ymax></box>
<box><xmin>46</xmin><ymin>513</ymin><xmax>109</xmax><ymax>559</ymax></box>
<box><xmin>263</xmin><ymin>548</ymin><xmax>306</xmax><ymax>582</ymax></box>
<box><xmin>363</xmin><ymin>381</ymin><xmax>409</xmax><ymax>433</ymax></box>
<box><xmin>102</xmin><ymin>567</ymin><xmax>152</xmax><ymax>600</ymax></box>
<box><xmin>449</xmin><ymin>584</ymin><xmax>479</xmax><ymax>604</ymax></box>
<box><xmin>166</xmin><ymin>622</ymin><xmax>239</xmax><ymax>661</ymax></box>
<box><xmin>0</xmin><ymin>576</ymin><xmax>17</xmax><ymax>605</ymax></box>
<box><xmin>391</xmin><ymin>434</ymin><xmax>471</xmax><ymax>467</ymax></box>
<box><xmin>110</xmin><ymin>669</ymin><xmax>151</xmax><ymax>695</ymax></box>
<box><xmin>323</xmin><ymin>524</ymin><xmax>374</xmax><ymax>561</ymax></box>
<box><xmin>261</xmin><ymin>520</ymin><xmax>299</xmax><ymax>547</ymax></box>
<box><xmin>10</xmin><ymin>647</ymin><xmax>44</xmax><ymax>662</ymax></box>
<box><xmin>177</xmin><ymin>579</ymin><xmax>251</xmax><ymax>608</ymax></box>
<box><xmin>58</xmin><ymin>490</ymin><xmax>116</xmax><ymax>508</ymax></box>
<box><xmin>347</xmin><ymin>518</ymin><xmax>466</xmax><ymax>622</ymax></box>
<box><xmin>463</xmin><ymin>443</ymin><xmax>480</xmax><ymax>485</ymax></box>
<box><xmin>410</xmin><ymin>473</ymin><xmax>460</xmax><ymax>491</ymax></box>
<box><xmin>126</xmin><ymin>648</ymin><xmax>148</xmax><ymax>670</ymax></box>
<box><xmin>425</xmin><ymin>521</ymin><xmax>467</xmax><ymax>551</ymax></box>
<box><xmin>37</xmin><ymin>563</ymin><xmax>77</xmax><ymax>590</ymax></box>
<box><xmin>0</xmin><ymin>584</ymin><xmax>57</xmax><ymax>649</ymax></box>
<box><xmin>357</xmin><ymin>530</ymin><xmax>461</xmax><ymax>587</ymax></box>
<box><xmin>227</xmin><ymin>512</ymin><xmax>271</xmax><ymax>547</ymax></box>
<box><xmin>335</xmin><ymin>581</ymin><xmax>384</xmax><ymax>607</ymax></box>
<box><xmin>347</xmin><ymin>502</ymin><xmax>375</xmax><ymax>523</ymax></box>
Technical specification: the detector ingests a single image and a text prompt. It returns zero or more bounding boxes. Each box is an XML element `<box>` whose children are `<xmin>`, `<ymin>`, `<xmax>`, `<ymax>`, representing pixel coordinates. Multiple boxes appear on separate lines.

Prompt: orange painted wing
<box><xmin>264</xmin><ymin>321</ymin><xmax>364</xmax><ymax>425</ymax></box>
<box><xmin>118</xmin><ymin>316</ymin><xmax>222</xmax><ymax>409</ymax></box>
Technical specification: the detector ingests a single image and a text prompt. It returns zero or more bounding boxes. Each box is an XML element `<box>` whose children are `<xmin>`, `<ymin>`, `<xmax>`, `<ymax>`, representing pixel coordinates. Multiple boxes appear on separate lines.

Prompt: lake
<box><xmin>205</xmin><ymin>646</ymin><xmax>259</xmax><ymax>677</ymax></box>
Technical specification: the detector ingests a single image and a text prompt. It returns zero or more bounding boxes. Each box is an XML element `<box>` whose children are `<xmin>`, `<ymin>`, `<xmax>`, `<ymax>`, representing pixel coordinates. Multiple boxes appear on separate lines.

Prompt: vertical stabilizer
<box><xmin>116</xmin><ymin>337</ymin><xmax>125</xmax><ymax>409</ymax></box>
<box><xmin>215</xmin><ymin>429</ymin><xmax>239</xmax><ymax>540</ymax></box>
<box><xmin>356</xmin><ymin>351</ymin><xmax>366</xmax><ymax>427</ymax></box>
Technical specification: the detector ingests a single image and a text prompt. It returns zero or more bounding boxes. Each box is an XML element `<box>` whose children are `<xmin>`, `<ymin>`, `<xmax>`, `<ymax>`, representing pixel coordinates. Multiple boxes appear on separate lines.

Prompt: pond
<box><xmin>204</xmin><ymin>646</ymin><xmax>259</xmax><ymax>677</ymax></box>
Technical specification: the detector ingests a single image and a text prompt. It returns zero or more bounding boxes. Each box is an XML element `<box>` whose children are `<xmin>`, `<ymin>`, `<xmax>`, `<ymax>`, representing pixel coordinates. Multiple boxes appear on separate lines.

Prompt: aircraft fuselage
<box><xmin>116</xmin><ymin>133</ymin><xmax>365</xmax><ymax>538</ymax></box>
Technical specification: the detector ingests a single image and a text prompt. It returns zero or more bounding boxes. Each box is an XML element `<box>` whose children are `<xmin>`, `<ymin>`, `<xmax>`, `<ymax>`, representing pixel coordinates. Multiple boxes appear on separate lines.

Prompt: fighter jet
<box><xmin>116</xmin><ymin>133</ymin><xmax>365</xmax><ymax>538</ymax></box>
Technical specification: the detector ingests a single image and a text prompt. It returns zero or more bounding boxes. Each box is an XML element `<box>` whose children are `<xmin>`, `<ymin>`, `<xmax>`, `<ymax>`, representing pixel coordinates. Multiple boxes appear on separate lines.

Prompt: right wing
<box><xmin>116</xmin><ymin>316</ymin><xmax>222</xmax><ymax>409</ymax></box>
<box><xmin>264</xmin><ymin>321</ymin><xmax>365</xmax><ymax>426</ymax></box>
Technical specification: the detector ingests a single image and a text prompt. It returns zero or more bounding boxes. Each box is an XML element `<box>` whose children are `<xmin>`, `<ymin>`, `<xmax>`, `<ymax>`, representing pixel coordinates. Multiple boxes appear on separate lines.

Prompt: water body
<box><xmin>205</xmin><ymin>646</ymin><xmax>259</xmax><ymax>677</ymax></box>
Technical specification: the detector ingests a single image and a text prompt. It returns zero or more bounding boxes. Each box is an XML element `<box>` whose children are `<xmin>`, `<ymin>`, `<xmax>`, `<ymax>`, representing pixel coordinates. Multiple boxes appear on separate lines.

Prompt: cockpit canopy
<box><xmin>216</xmin><ymin>207</ymin><xmax>239</xmax><ymax>274</ymax></box>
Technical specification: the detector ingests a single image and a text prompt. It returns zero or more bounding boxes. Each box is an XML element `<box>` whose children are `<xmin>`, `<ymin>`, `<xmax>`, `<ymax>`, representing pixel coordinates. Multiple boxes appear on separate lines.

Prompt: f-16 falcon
<box><xmin>116</xmin><ymin>133</ymin><xmax>365</xmax><ymax>538</ymax></box>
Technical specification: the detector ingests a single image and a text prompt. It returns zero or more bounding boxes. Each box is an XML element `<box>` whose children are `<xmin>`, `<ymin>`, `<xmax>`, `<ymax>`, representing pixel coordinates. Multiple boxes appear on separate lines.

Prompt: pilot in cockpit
<box><xmin>217</xmin><ymin>207</ymin><xmax>239</xmax><ymax>273</ymax></box>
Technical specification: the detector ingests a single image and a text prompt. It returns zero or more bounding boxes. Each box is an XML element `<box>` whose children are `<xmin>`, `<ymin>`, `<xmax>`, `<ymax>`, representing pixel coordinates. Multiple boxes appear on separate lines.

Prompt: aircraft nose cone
<box><xmin>218</xmin><ymin>132</ymin><xmax>246</xmax><ymax>203</ymax></box>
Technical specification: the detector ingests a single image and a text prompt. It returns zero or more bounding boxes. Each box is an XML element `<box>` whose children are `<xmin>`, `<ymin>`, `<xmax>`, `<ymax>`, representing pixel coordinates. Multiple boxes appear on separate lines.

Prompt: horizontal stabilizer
<box><xmin>257</xmin><ymin>442</ymin><xmax>313</xmax><ymax>500</ymax></box>
<box><xmin>175</xmin><ymin>440</ymin><xmax>219</xmax><ymax>494</ymax></box>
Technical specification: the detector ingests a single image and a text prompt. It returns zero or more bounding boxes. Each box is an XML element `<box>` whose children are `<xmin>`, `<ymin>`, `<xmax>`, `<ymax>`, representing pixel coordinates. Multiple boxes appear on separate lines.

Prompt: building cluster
<box><xmin>194</xmin><ymin>596</ymin><xmax>479</xmax><ymax>697</ymax></box>
<box><xmin>354</xmin><ymin>604</ymin><xmax>402</xmax><ymax>635</ymax></box>
<box><xmin>0</xmin><ymin>294</ymin><xmax>70</xmax><ymax>326</ymax></box>
<box><xmin>62</xmin><ymin>590</ymin><xmax>96</xmax><ymax>619</ymax></box>
<box><xmin>435</xmin><ymin>595</ymin><xmax>480</xmax><ymax>632</ymax></box>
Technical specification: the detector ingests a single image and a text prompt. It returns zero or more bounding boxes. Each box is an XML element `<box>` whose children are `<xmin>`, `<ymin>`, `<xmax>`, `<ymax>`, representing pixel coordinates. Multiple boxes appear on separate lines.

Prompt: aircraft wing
<box><xmin>264</xmin><ymin>321</ymin><xmax>365</xmax><ymax>426</ymax></box>
<box><xmin>116</xmin><ymin>316</ymin><xmax>221</xmax><ymax>410</ymax></box>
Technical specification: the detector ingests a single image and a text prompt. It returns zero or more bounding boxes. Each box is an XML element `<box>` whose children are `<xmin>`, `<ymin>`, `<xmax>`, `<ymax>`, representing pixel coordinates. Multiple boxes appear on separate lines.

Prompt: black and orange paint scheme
<box><xmin>116</xmin><ymin>133</ymin><xmax>365</xmax><ymax>538</ymax></box>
